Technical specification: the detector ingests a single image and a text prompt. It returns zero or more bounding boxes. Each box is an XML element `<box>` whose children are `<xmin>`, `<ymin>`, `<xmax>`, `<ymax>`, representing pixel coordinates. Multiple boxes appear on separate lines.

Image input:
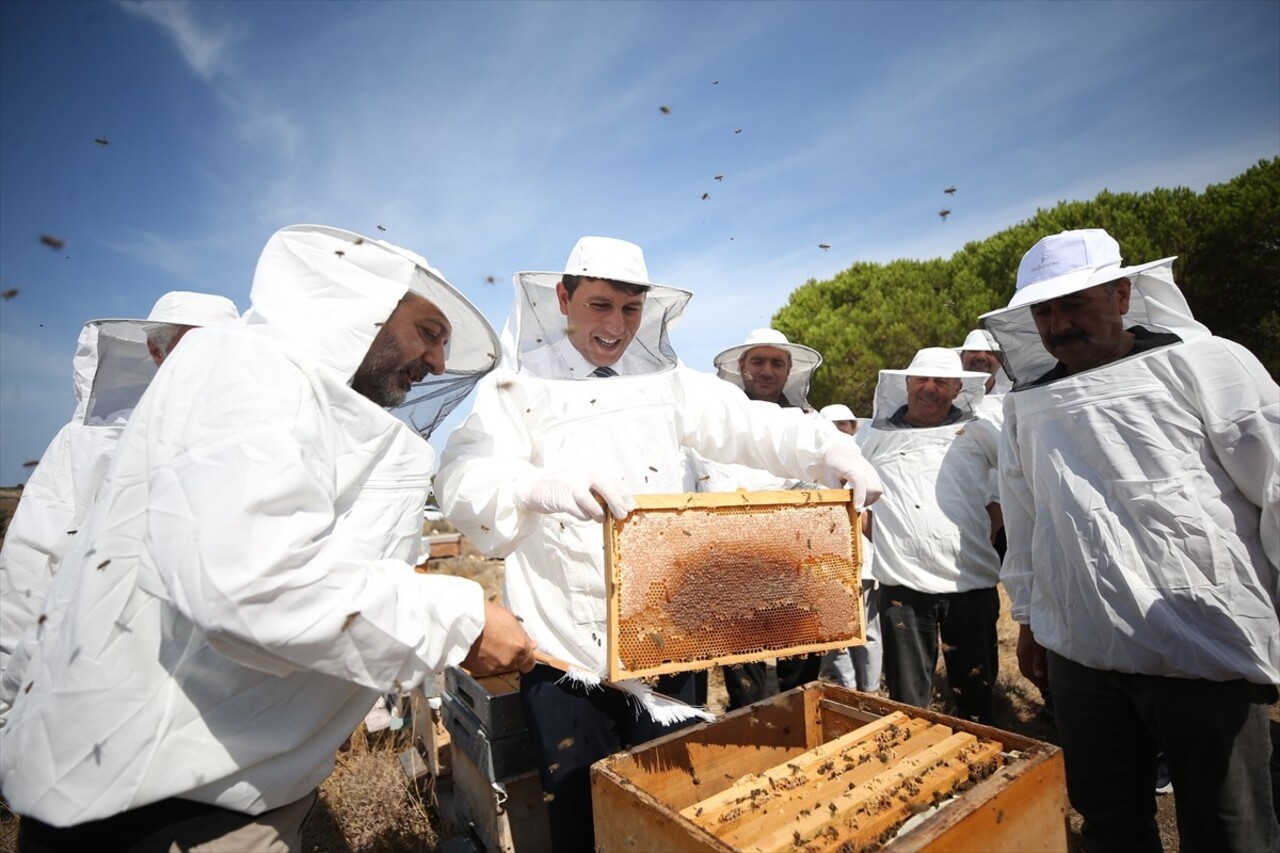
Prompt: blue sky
<box><xmin>1</xmin><ymin>0</ymin><xmax>1277</xmax><ymax>485</ymax></box>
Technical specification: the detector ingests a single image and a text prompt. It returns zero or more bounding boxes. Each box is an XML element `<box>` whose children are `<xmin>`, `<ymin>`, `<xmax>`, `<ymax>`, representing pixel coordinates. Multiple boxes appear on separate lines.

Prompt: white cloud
<box><xmin>115</xmin><ymin>0</ymin><xmax>243</xmax><ymax>83</ymax></box>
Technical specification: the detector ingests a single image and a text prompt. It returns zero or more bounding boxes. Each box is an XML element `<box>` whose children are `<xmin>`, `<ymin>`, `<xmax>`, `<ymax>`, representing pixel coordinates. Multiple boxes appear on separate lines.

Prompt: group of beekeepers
<box><xmin>0</xmin><ymin>225</ymin><xmax>1275</xmax><ymax>852</ymax></box>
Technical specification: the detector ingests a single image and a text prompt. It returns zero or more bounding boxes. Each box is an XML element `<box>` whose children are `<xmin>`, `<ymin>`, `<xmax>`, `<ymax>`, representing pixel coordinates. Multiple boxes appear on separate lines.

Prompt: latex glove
<box><xmin>821</xmin><ymin>443</ymin><xmax>883</xmax><ymax>510</ymax></box>
<box><xmin>514</xmin><ymin>468</ymin><xmax>635</xmax><ymax>522</ymax></box>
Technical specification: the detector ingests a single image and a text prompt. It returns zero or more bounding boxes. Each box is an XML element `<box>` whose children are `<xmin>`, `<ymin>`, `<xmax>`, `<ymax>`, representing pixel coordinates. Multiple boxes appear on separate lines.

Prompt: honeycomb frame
<box><xmin>604</xmin><ymin>489</ymin><xmax>864</xmax><ymax>682</ymax></box>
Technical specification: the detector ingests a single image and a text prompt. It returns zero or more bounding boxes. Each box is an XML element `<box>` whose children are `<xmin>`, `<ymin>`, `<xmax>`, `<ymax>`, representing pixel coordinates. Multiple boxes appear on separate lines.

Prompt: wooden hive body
<box><xmin>591</xmin><ymin>684</ymin><xmax>1068</xmax><ymax>852</ymax></box>
<box><xmin>605</xmin><ymin>489</ymin><xmax>864</xmax><ymax>682</ymax></box>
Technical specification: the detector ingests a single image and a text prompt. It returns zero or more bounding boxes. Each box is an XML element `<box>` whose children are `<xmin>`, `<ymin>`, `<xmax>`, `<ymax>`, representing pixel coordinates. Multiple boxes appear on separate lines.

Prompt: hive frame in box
<box><xmin>604</xmin><ymin>488</ymin><xmax>863</xmax><ymax>683</ymax></box>
<box><xmin>591</xmin><ymin>684</ymin><xmax>1069</xmax><ymax>852</ymax></box>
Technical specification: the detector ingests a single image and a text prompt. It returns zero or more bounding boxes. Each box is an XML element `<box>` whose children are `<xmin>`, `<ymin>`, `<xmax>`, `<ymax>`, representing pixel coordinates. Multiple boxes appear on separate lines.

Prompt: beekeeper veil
<box><xmin>506</xmin><ymin>236</ymin><xmax>691</xmax><ymax>376</ymax></box>
<box><xmin>955</xmin><ymin>328</ymin><xmax>1012</xmax><ymax>395</ymax></box>
<box><xmin>871</xmin><ymin>347</ymin><xmax>989</xmax><ymax>428</ymax></box>
<box><xmin>82</xmin><ymin>292</ymin><xmax>239</xmax><ymax>424</ymax></box>
<box><xmin>244</xmin><ymin>225</ymin><xmax>499</xmax><ymax>438</ymax></box>
<box><xmin>714</xmin><ymin>328</ymin><xmax>822</xmax><ymax>409</ymax></box>
<box><xmin>979</xmin><ymin>229</ymin><xmax>1208</xmax><ymax>390</ymax></box>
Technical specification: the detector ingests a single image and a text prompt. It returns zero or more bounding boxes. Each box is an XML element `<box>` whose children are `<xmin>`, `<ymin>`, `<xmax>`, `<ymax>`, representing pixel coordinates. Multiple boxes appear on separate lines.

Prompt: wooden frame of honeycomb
<box><xmin>604</xmin><ymin>489</ymin><xmax>863</xmax><ymax>682</ymax></box>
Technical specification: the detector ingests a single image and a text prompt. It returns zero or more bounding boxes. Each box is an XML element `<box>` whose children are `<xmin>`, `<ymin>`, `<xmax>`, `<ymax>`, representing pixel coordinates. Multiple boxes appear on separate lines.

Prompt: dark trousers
<box><xmin>520</xmin><ymin>664</ymin><xmax>699</xmax><ymax>852</ymax></box>
<box><xmin>879</xmin><ymin>584</ymin><xmax>998</xmax><ymax>724</ymax></box>
<box><xmin>723</xmin><ymin>654</ymin><xmax>822</xmax><ymax>711</ymax></box>
<box><xmin>15</xmin><ymin>791</ymin><xmax>316</xmax><ymax>852</ymax></box>
<box><xmin>1047</xmin><ymin>651</ymin><xmax>1280</xmax><ymax>853</ymax></box>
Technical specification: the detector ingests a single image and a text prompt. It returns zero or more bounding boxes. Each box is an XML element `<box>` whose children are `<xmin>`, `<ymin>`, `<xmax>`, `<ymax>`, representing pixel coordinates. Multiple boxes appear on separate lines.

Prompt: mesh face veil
<box><xmin>246</xmin><ymin>225</ymin><xmax>500</xmax><ymax>439</ymax></box>
<box><xmin>396</xmin><ymin>263</ymin><xmax>500</xmax><ymax>438</ymax></box>
<box><xmin>79</xmin><ymin>320</ymin><xmax>156</xmax><ymax>424</ymax></box>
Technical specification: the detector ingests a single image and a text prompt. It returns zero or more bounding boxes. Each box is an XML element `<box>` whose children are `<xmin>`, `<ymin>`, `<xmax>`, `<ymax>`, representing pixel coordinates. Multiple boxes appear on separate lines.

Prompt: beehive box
<box><xmin>591</xmin><ymin>683</ymin><xmax>1067</xmax><ymax>852</ymax></box>
<box><xmin>446</xmin><ymin>667</ymin><xmax>528</xmax><ymax>740</ymax></box>
<box><xmin>427</xmin><ymin>532</ymin><xmax>464</xmax><ymax>559</ymax></box>
<box><xmin>444</xmin><ymin>692</ymin><xmax>540</xmax><ymax>783</ymax></box>
<box><xmin>605</xmin><ymin>489</ymin><xmax>863</xmax><ymax>682</ymax></box>
<box><xmin>451</xmin><ymin>744</ymin><xmax>552</xmax><ymax>853</ymax></box>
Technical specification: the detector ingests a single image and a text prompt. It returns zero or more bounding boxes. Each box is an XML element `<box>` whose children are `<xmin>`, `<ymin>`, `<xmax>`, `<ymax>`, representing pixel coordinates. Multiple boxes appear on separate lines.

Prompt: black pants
<box><xmin>1048</xmin><ymin>651</ymin><xmax>1280</xmax><ymax>853</ymax></box>
<box><xmin>520</xmin><ymin>664</ymin><xmax>699</xmax><ymax>852</ymax></box>
<box><xmin>879</xmin><ymin>584</ymin><xmax>998</xmax><ymax>724</ymax></box>
<box><xmin>15</xmin><ymin>791</ymin><xmax>317</xmax><ymax>853</ymax></box>
<box><xmin>723</xmin><ymin>653</ymin><xmax>822</xmax><ymax>711</ymax></box>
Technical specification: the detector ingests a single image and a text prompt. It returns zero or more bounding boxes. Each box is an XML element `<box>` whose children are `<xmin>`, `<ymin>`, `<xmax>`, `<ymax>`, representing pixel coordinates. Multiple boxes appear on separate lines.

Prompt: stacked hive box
<box><xmin>443</xmin><ymin>666</ymin><xmax>551</xmax><ymax>853</ymax></box>
<box><xmin>592</xmin><ymin>683</ymin><xmax>1068</xmax><ymax>852</ymax></box>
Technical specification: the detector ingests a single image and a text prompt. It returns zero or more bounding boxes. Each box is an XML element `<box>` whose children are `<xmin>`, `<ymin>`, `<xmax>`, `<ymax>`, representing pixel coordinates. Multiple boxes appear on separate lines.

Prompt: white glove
<box><xmin>514</xmin><ymin>468</ymin><xmax>635</xmax><ymax>522</ymax></box>
<box><xmin>821</xmin><ymin>443</ymin><xmax>883</xmax><ymax>511</ymax></box>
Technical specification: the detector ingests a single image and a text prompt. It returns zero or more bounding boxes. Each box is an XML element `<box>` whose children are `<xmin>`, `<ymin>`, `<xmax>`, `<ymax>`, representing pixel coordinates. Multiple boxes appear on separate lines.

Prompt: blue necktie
<box><xmin>590</xmin><ymin>366</ymin><xmax>617</xmax><ymax>378</ymax></box>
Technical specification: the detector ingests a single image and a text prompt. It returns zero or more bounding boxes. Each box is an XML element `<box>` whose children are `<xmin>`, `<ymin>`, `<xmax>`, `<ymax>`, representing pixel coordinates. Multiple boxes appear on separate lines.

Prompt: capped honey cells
<box><xmin>604</xmin><ymin>489</ymin><xmax>863</xmax><ymax>681</ymax></box>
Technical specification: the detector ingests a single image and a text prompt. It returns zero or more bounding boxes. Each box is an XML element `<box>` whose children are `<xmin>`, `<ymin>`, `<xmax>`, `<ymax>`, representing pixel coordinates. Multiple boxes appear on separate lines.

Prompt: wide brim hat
<box><xmin>819</xmin><ymin>403</ymin><xmax>856</xmax><ymax>422</ymax></box>
<box><xmin>714</xmin><ymin>328</ymin><xmax>822</xmax><ymax>408</ymax></box>
<box><xmin>517</xmin><ymin>235</ymin><xmax>668</xmax><ymax>290</ymax></box>
<box><xmin>978</xmin><ymin>229</ymin><xmax>1203</xmax><ymax>390</ymax></box>
<box><xmin>509</xmin><ymin>236</ymin><xmax>691</xmax><ymax>375</ymax></box>
<box><xmin>954</xmin><ymin>328</ymin><xmax>1012</xmax><ymax>390</ymax></box>
<box><xmin>145</xmin><ymin>291</ymin><xmax>240</xmax><ymax>329</ymax></box>
<box><xmin>955</xmin><ymin>328</ymin><xmax>999</xmax><ymax>352</ymax></box>
<box><xmin>1001</xmin><ymin>229</ymin><xmax>1175</xmax><ymax>310</ymax></box>
<box><xmin>872</xmin><ymin>347</ymin><xmax>989</xmax><ymax>423</ymax></box>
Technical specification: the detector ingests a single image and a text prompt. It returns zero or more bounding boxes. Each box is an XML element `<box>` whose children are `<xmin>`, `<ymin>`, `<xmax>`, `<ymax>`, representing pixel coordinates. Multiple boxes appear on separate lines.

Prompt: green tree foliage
<box><xmin>775</xmin><ymin>158</ymin><xmax>1279</xmax><ymax>416</ymax></box>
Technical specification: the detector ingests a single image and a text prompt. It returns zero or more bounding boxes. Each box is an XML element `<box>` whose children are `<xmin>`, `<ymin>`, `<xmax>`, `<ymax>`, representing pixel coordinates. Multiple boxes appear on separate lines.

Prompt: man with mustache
<box><xmin>858</xmin><ymin>348</ymin><xmax>1003</xmax><ymax>724</ymax></box>
<box><xmin>981</xmin><ymin>228</ymin><xmax>1279</xmax><ymax>852</ymax></box>
<box><xmin>956</xmin><ymin>328</ymin><xmax>1011</xmax><ymax>426</ymax></box>
<box><xmin>1</xmin><ymin>226</ymin><xmax>535</xmax><ymax>851</ymax></box>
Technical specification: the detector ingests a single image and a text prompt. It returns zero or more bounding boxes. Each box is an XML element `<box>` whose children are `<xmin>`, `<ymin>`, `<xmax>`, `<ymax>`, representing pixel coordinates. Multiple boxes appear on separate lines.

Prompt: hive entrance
<box><xmin>605</xmin><ymin>489</ymin><xmax>863</xmax><ymax>681</ymax></box>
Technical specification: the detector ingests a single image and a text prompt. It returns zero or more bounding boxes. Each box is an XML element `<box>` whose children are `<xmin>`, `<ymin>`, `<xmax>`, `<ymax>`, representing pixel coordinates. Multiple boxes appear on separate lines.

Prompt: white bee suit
<box><xmin>859</xmin><ymin>365</ymin><xmax>1001</xmax><ymax>594</ymax></box>
<box><xmin>0</xmin><ymin>320</ymin><xmax>154</xmax><ymax>692</ymax></box>
<box><xmin>981</xmin><ymin>261</ymin><xmax>1280</xmax><ymax>682</ymax></box>
<box><xmin>437</xmin><ymin>272</ymin><xmax>874</xmax><ymax>678</ymax></box>
<box><xmin>0</xmin><ymin>226</ymin><xmax>498</xmax><ymax>826</ymax></box>
<box><xmin>1</xmin><ymin>294</ymin><xmax>239</xmax><ymax>719</ymax></box>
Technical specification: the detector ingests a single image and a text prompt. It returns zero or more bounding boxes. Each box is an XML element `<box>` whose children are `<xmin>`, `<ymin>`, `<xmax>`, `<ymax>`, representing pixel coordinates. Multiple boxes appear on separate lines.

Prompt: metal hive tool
<box><xmin>604</xmin><ymin>489</ymin><xmax>864</xmax><ymax>682</ymax></box>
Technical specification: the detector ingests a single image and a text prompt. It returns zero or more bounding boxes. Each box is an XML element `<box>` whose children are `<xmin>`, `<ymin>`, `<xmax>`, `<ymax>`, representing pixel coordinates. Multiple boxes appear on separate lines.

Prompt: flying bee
<box><xmin>94</xmin><ymin>137</ymin><xmax>109</xmax><ymax>146</ymax></box>
<box><xmin>39</xmin><ymin>234</ymin><xmax>66</xmax><ymax>250</ymax></box>
<box><xmin>659</xmin><ymin>105</ymin><xmax>671</xmax><ymax>114</ymax></box>
<box><xmin>818</xmin><ymin>243</ymin><xmax>830</xmax><ymax>251</ymax></box>
<box><xmin>1</xmin><ymin>288</ymin><xmax>18</xmax><ymax>299</ymax></box>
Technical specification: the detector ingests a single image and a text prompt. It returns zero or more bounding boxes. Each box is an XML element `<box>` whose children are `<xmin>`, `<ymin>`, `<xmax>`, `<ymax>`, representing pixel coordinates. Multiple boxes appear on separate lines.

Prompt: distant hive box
<box><xmin>591</xmin><ymin>684</ymin><xmax>1068</xmax><ymax>852</ymax></box>
<box><xmin>427</xmin><ymin>532</ymin><xmax>463</xmax><ymax>560</ymax></box>
<box><xmin>605</xmin><ymin>489</ymin><xmax>863</xmax><ymax>682</ymax></box>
